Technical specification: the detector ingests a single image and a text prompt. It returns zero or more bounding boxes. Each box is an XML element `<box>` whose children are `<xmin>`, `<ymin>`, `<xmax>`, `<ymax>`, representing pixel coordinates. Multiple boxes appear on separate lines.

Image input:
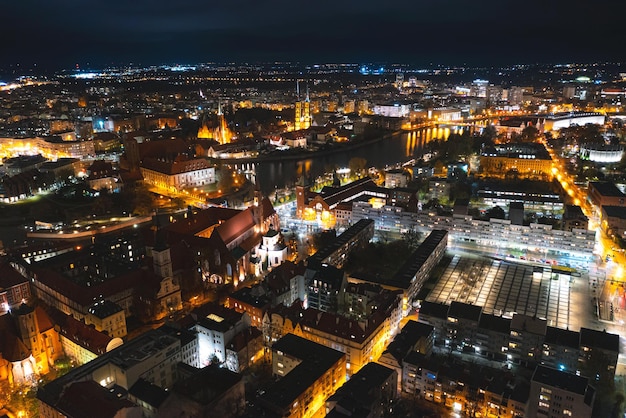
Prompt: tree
<box><xmin>520</xmin><ymin>125</ymin><xmax>540</xmax><ymax>142</ymax></box>
<box><xmin>129</xmin><ymin>184</ymin><xmax>155</xmax><ymax>216</ymax></box>
<box><xmin>217</xmin><ymin>166</ymin><xmax>234</xmax><ymax>192</ymax></box>
<box><xmin>402</xmin><ymin>228</ymin><xmax>422</xmax><ymax>251</ymax></box>
<box><xmin>348</xmin><ymin>157</ymin><xmax>367</xmax><ymax>177</ymax></box>
<box><xmin>311</xmin><ymin>230</ymin><xmax>337</xmax><ymax>253</ymax></box>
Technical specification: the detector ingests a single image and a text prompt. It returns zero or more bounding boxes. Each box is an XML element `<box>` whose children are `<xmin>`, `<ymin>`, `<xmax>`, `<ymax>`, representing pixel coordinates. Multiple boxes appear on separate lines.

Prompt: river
<box><xmin>252</xmin><ymin>126</ymin><xmax>468</xmax><ymax>194</ymax></box>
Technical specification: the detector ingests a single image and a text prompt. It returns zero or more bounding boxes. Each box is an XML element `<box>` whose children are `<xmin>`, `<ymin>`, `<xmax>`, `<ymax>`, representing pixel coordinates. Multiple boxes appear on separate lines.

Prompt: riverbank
<box><xmin>214</xmin><ymin>129</ymin><xmax>403</xmax><ymax>165</ymax></box>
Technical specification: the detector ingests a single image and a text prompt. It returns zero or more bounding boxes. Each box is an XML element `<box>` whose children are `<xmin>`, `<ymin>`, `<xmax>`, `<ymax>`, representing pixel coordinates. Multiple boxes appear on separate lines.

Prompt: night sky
<box><xmin>3</xmin><ymin>0</ymin><xmax>626</xmax><ymax>69</ymax></box>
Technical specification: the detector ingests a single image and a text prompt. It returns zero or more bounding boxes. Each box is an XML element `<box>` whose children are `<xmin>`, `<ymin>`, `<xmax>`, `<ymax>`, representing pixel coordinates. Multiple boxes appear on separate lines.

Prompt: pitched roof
<box><xmin>35</xmin><ymin>306</ymin><xmax>55</xmax><ymax>333</ymax></box>
<box><xmin>166</xmin><ymin>207</ymin><xmax>240</xmax><ymax>236</ymax></box>
<box><xmin>216</xmin><ymin>208</ymin><xmax>256</xmax><ymax>246</ymax></box>
<box><xmin>48</xmin><ymin>307</ymin><xmax>113</xmax><ymax>355</ymax></box>
<box><xmin>141</xmin><ymin>156</ymin><xmax>214</xmax><ymax>175</ymax></box>
<box><xmin>0</xmin><ymin>315</ymin><xmax>30</xmax><ymax>362</ymax></box>
<box><xmin>260</xmin><ymin>334</ymin><xmax>344</xmax><ymax>411</ymax></box>
<box><xmin>0</xmin><ymin>262</ymin><xmax>28</xmax><ymax>288</ymax></box>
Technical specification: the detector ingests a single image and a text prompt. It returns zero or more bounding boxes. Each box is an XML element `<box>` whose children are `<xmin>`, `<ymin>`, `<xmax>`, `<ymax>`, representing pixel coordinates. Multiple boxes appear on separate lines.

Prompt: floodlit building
<box><xmin>325</xmin><ymin>362</ymin><xmax>397</xmax><ymax>417</ymax></box>
<box><xmin>480</xmin><ymin>142</ymin><xmax>553</xmax><ymax>179</ymax></box>
<box><xmin>543</xmin><ymin>112</ymin><xmax>605</xmax><ymax>131</ymax></box>
<box><xmin>258</xmin><ymin>333</ymin><xmax>346</xmax><ymax>418</ymax></box>
<box><xmin>140</xmin><ymin>156</ymin><xmax>216</xmax><ymax>192</ymax></box>
<box><xmin>38</xmin><ymin>329</ymin><xmax>183</xmax><ymax>417</ymax></box>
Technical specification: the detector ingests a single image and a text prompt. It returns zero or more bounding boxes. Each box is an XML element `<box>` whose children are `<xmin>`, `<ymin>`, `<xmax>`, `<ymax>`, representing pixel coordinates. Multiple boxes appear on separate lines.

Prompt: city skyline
<box><xmin>3</xmin><ymin>0</ymin><xmax>626</xmax><ymax>70</ymax></box>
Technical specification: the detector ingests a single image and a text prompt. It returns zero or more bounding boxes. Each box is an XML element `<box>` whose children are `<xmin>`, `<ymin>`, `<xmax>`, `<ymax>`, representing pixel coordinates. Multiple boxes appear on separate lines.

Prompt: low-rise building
<box><xmin>189</xmin><ymin>303</ymin><xmax>251</xmax><ymax>369</ymax></box>
<box><xmin>402</xmin><ymin>352</ymin><xmax>529</xmax><ymax>417</ymax></box>
<box><xmin>0</xmin><ymin>262</ymin><xmax>32</xmax><ymax>314</ymax></box>
<box><xmin>378</xmin><ymin>320</ymin><xmax>434</xmax><ymax>391</ymax></box>
<box><xmin>48</xmin><ymin>307</ymin><xmax>123</xmax><ymax>366</ymax></box>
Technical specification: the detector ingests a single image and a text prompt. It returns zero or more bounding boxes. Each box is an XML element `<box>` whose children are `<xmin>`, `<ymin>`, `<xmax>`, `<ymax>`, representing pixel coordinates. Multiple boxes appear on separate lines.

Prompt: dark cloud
<box><xmin>2</xmin><ymin>0</ymin><xmax>625</xmax><ymax>68</ymax></box>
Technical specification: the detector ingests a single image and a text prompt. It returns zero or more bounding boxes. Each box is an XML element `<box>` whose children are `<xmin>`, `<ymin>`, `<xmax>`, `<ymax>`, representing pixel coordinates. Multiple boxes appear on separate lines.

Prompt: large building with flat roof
<box><xmin>38</xmin><ymin>328</ymin><xmax>189</xmax><ymax>417</ymax></box>
<box><xmin>417</xmin><ymin>300</ymin><xmax>619</xmax><ymax>382</ymax></box>
<box><xmin>258</xmin><ymin>333</ymin><xmax>346</xmax><ymax>418</ymax></box>
<box><xmin>351</xmin><ymin>202</ymin><xmax>596</xmax><ymax>262</ymax></box>
<box><xmin>588</xmin><ymin>181</ymin><xmax>626</xmax><ymax>208</ymax></box>
<box><xmin>325</xmin><ymin>362</ymin><xmax>397</xmax><ymax>418</ymax></box>
<box><xmin>348</xmin><ymin>230</ymin><xmax>448</xmax><ymax>315</ymax></box>
<box><xmin>306</xmin><ymin>218</ymin><xmax>375</xmax><ymax>270</ymax></box>
<box><xmin>527</xmin><ymin>366</ymin><xmax>595</xmax><ymax>418</ymax></box>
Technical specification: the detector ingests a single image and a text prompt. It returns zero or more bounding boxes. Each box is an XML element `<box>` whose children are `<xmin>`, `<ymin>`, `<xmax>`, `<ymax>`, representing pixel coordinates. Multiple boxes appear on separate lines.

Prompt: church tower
<box><xmin>15</xmin><ymin>304</ymin><xmax>38</xmax><ymax>353</ymax></box>
<box><xmin>152</xmin><ymin>217</ymin><xmax>173</xmax><ymax>279</ymax></box>
<box><xmin>295</xmin><ymin>81</ymin><xmax>311</xmax><ymax>131</ymax></box>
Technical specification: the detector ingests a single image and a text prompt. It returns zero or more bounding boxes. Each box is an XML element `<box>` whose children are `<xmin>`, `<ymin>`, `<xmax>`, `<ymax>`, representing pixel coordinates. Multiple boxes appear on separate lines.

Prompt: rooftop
<box><xmin>590</xmin><ymin>181</ymin><xmax>625</xmax><ymax>198</ymax></box>
<box><xmin>173</xmin><ymin>364</ymin><xmax>242</xmax><ymax>406</ymax></box>
<box><xmin>448</xmin><ymin>301</ymin><xmax>482</xmax><ymax>322</ymax></box>
<box><xmin>579</xmin><ymin>327</ymin><xmax>620</xmax><ymax>353</ymax></box>
<box><xmin>307</xmin><ymin>218</ymin><xmax>374</xmax><ymax>269</ymax></box>
<box><xmin>532</xmin><ymin>365</ymin><xmax>591</xmax><ymax>396</ymax></box>
<box><xmin>386</xmin><ymin>230</ymin><xmax>448</xmax><ymax>289</ymax></box>
<box><xmin>602</xmin><ymin>205</ymin><xmax>626</xmax><ymax>219</ymax></box>
<box><xmin>128</xmin><ymin>378</ymin><xmax>169</xmax><ymax>409</ymax></box>
<box><xmin>259</xmin><ymin>334</ymin><xmax>345</xmax><ymax>411</ymax></box>
<box><xmin>327</xmin><ymin>362</ymin><xmax>395</xmax><ymax>413</ymax></box>
<box><xmin>544</xmin><ymin>326</ymin><xmax>580</xmax><ymax>349</ymax></box>
<box><xmin>54</xmin><ymin>381</ymin><xmax>136</xmax><ymax>418</ymax></box>
<box><xmin>88</xmin><ymin>299</ymin><xmax>123</xmax><ymax>319</ymax></box>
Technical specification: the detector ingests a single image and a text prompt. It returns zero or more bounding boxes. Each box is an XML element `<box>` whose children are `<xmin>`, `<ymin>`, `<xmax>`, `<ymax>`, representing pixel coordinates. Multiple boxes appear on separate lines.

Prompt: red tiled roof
<box><xmin>141</xmin><ymin>156</ymin><xmax>214</xmax><ymax>175</ymax></box>
<box><xmin>0</xmin><ymin>263</ymin><xmax>28</xmax><ymax>288</ymax></box>
<box><xmin>47</xmin><ymin>308</ymin><xmax>113</xmax><ymax>355</ymax></box>
<box><xmin>0</xmin><ymin>314</ymin><xmax>30</xmax><ymax>362</ymax></box>
<box><xmin>32</xmin><ymin>267</ymin><xmax>146</xmax><ymax>308</ymax></box>
<box><xmin>260</xmin><ymin>197</ymin><xmax>277</xmax><ymax>220</ymax></box>
<box><xmin>228</xmin><ymin>327</ymin><xmax>262</xmax><ymax>352</ymax></box>
<box><xmin>136</xmin><ymin>137</ymin><xmax>190</xmax><ymax>159</ymax></box>
<box><xmin>35</xmin><ymin>306</ymin><xmax>54</xmax><ymax>333</ymax></box>
<box><xmin>167</xmin><ymin>207</ymin><xmax>240</xmax><ymax>236</ymax></box>
<box><xmin>216</xmin><ymin>209</ymin><xmax>255</xmax><ymax>246</ymax></box>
